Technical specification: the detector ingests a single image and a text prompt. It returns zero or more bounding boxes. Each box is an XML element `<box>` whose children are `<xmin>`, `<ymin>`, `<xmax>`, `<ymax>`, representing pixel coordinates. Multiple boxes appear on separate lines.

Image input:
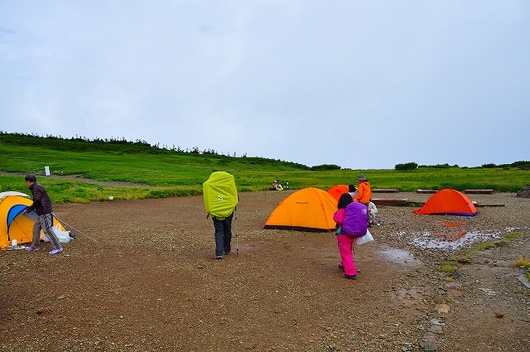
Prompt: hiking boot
<box><xmin>215</xmin><ymin>255</ymin><xmax>223</xmax><ymax>260</ymax></box>
<box><xmin>25</xmin><ymin>246</ymin><xmax>40</xmax><ymax>252</ymax></box>
<box><xmin>338</xmin><ymin>264</ymin><xmax>344</xmax><ymax>271</ymax></box>
<box><xmin>344</xmin><ymin>274</ymin><xmax>357</xmax><ymax>280</ymax></box>
<box><xmin>49</xmin><ymin>248</ymin><xmax>63</xmax><ymax>255</ymax></box>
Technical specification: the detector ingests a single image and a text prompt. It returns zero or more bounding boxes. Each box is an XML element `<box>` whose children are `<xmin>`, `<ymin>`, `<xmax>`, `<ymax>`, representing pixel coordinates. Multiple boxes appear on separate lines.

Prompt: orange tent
<box><xmin>413</xmin><ymin>189</ymin><xmax>477</xmax><ymax>216</ymax></box>
<box><xmin>327</xmin><ymin>184</ymin><xmax>348</xmax><ymax>201</ymax></box>
<box><xmin>264</xmin><ymin>187</ymin><xmax>338</xmax><ymax>232</ymax></box>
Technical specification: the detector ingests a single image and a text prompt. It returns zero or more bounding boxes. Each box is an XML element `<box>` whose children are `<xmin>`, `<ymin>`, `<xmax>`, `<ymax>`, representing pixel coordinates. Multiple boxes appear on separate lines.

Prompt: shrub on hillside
<box><xmin>310</xmin><ymin>164</ymin><xmax>341</xmax><ymax>171</ymax></box>
<box><xmin>395</xmin><ymin>162</ymin><xmax>418</xmax><ymax>171</ymax></box>
<box><xmin>511</xmin><ymin>160</ymin><xmax>530</xmax><ymax>169</ymax></box>
<box><xmin>418</xmin><ymin>163</ymin><xmax>457</xmax><ymax>169</ymax></box>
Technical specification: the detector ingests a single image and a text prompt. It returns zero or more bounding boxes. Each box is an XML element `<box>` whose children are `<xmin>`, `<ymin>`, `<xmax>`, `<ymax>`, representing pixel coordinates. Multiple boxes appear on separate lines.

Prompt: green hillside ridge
<box><xmin>1</xmin><ymin>132</ymin><xmax>529</xmax><ymax>204</ymax></box>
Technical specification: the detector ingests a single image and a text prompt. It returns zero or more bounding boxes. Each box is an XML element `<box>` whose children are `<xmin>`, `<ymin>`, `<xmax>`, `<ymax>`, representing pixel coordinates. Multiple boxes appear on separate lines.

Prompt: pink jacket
<box><xmin>333</xmin><ymin>208</ymin><xmax>346</xmax><ymax>225</ymax></box>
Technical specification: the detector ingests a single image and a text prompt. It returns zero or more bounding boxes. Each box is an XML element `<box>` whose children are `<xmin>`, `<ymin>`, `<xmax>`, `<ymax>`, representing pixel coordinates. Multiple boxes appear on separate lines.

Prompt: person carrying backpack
<box><xmin>203</xmin><ymin>172</ymin><xmax>238</xmax><ymax>260</ymax></box>
<box><xmin>334</xmin><ymin>199</ymin><xmax>369</xmax><ymax>279</ymax></box>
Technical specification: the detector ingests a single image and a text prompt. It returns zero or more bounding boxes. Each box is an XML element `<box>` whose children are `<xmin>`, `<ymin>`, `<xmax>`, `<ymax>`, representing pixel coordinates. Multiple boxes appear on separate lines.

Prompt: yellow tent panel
<box><xmin>0</xmin><ymin>192</ymin><xmax>66</xmax><ymax>248</ymax></box>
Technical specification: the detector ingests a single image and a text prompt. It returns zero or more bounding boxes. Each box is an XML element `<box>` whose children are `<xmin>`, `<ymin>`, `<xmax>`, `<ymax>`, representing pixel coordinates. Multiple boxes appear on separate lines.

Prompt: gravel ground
<box><xmin>1</xmin><ymin>190</ymin><xmax>529</xmax><ymax>351</ymax></box>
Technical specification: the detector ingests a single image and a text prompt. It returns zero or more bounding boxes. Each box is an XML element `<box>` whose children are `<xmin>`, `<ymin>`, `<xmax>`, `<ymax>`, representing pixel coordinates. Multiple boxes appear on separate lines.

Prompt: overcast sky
<box><xmin>1</xmin><ymin>1</ymin><xmax>529</xmax><ymax>169</ymax></box>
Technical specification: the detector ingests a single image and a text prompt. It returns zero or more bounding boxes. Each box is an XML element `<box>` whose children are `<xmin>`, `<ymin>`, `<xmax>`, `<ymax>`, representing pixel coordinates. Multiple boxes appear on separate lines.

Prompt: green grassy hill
<box><xmin>1</xmin><ymin>132</ymin><xmax>529</xmax><ymax>203</ymax></box>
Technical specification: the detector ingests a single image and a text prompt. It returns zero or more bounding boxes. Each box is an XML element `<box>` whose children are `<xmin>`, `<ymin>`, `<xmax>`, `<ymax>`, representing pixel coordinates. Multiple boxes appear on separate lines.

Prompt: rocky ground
<box><xmin>1</xmin><ymin>190</ymin><xmax>529</xmax><ymax>351</ymax></box>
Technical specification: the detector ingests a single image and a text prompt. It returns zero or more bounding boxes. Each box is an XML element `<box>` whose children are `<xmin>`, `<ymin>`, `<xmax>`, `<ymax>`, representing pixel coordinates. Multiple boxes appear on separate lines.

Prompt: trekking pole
<box><xmin>234</xmin><ymin>207</ymin><xmax>239</xmax><ymax>255</ymax></box>
<box><xmin>52</xmin><ymin>213</ymin><xmax>98</xmax><ymax>243</ymax></box>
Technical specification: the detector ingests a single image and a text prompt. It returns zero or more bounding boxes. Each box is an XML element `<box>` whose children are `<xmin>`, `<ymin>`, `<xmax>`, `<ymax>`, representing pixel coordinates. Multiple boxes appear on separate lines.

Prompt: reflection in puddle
<box><xmin>411</xmin><ymin>231</ymin><xmax>501</xmax><ymax>250</ymax></box>
<box><xmin>378</xmin><ymin>248</ymin><xmax>419</xmax><ymax>265</ymax></box>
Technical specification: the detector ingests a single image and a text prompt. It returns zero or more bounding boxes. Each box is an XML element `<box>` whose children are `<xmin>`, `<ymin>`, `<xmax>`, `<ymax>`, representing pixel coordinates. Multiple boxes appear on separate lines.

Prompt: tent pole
<box><xmin>234</xmin><ymin>207</ymin><xmax>239</xmax><ymax>255</ymax></box>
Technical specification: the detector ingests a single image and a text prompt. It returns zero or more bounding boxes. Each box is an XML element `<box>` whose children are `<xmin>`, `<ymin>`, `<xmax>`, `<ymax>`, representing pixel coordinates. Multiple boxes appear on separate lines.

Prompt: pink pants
<box><xmin>336</xmin><ymin>234</ymin><xmax>357</xmax><ymax>276</ymax></box>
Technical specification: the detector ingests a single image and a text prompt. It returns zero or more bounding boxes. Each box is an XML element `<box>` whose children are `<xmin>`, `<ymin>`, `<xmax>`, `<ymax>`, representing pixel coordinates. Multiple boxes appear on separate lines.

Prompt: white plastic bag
<box><xmin>40</xmin><ymin>226</ymin><xmax>73</xmax><ymax>244</ymax></box>
<box><xmin>355</xmin><ymin>228</ymin><xmax>374</xmax><ymax>245</ymax></box>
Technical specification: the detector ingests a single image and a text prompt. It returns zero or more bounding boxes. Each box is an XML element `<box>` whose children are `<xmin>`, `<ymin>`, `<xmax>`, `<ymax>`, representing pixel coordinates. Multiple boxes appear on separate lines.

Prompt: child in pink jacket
<box><xmin>333</xmin><ymin>193</ymin><xmax>369</xmax><ymax>279</ymax></box>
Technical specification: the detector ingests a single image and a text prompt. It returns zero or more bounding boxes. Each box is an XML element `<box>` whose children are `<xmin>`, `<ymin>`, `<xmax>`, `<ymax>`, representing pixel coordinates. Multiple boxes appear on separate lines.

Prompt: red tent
<box><xmin>327</xmin><ymin>184</ymin><xmax>348</xmax><ymax>202</ymax></box>
<box><xmin>413</xmin><ymin>189</ymin><xmax>477</xmax><ymax>216</ymax></box>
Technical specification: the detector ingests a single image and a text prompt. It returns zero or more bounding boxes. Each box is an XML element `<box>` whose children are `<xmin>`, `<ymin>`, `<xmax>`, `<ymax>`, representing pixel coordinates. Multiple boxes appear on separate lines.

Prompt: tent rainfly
<box><xmin>413</xmin><ymin>189</ymin><xmax>477</xmax><ymax>216</ymax></box>
<box><xmin>327</xmin><ymin>184</ymin><xmax>349</xmax><ymax>202</ymax></box>
<box><xmin>264</xmin><ymin>187</ymin><xmax>338</xmax><ymax>232</ymax></box>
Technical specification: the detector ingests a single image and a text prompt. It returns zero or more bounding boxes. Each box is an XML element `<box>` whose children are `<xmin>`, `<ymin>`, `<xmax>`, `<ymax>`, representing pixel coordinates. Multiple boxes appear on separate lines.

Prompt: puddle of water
<box><xmin>411</xmin><ymin>231</ymin><xmax>501</xmax><ymax>250</ymax></box>
<box><xmin>378</xmin><ymin>248</ymin><xmax>419</xmax><ymax>264</ymax></box>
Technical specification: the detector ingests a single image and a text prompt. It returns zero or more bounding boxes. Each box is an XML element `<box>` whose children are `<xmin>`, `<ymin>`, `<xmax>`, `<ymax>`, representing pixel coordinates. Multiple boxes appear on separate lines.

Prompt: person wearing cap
<box><xmin>353</xmin><ymin>174</ymin><xmax>372</xmax><ymax>206</ymax></box>
<box><xmin>22</xmin><ymin>174</ymin><xmax>64</xmax><ymax>255</ymax></box>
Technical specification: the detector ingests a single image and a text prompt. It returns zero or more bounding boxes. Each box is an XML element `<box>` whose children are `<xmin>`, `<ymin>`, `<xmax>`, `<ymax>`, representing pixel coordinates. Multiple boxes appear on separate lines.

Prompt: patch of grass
<box><xmin>441</xmin><ymin>261</ymin><xmax>460</xmax><ymax>274</ymax></box>
<box><xmin>505</xmin><ymin>232</ymin><xmax>524</xmax><ymax>240</ymax></box>
<box><xmin>441</xmin><ymin>234</ymin><xmax>522</xmax><ymax>277</ymax></box>
<box><xmin>465</xmin><ymin>238</ymin><xmax>508</xmax><ymax>253</ymax></box>
<box><xmin>453</xmin><ymin>238</ymin><xmax>510</xmax><ymax>263</ymax></box>
<box><xmin>514</xmin><ymin>258</ymin><xmax>530</xmax><ymax>281</ymax></box>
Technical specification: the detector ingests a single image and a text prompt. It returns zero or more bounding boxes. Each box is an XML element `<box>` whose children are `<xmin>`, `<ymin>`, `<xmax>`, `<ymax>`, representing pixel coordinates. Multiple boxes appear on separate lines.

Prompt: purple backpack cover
<box><xmin>342</xmin><ymin>202</ymin><xmax>369</xmax><ymax>237</ymax></box>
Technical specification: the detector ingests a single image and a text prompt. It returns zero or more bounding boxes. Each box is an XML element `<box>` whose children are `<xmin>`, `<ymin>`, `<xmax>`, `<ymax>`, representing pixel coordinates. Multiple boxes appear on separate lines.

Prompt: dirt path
<box><xmin>1</xmin><ymin>191</ymin><xmax>529</xmax><ymax>351</ymax></box>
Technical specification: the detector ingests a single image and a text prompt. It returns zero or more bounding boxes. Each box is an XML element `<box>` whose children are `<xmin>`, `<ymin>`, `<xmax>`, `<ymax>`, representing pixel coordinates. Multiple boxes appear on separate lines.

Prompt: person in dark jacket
<box><xmin>22</xmin><ymin>174</ymin><xmax>63</xmax><ymax>255</ymax></box>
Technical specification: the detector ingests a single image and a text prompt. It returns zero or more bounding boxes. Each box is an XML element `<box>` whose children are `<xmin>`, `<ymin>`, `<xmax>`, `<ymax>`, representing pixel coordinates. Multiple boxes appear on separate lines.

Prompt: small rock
<box><xmin>435</xmin><ymin>304</ymin><xmax>450</xmax><ymax>313</ymax></box>
<box><xmin>516</xmin><ymin>186</ymin><xmax>530</xmax><ymax>198</ymax></box>
<box><xmin>428</xmin><ymin>325</ymin><xmax>443</xmax><ymax>334</ymax></box>
<box><xmin>495</xmin><ymin>312</ymin><xmax>504</xmax><ymax>318</ymax></box>
<box><xmin>445</xmin><ymin>282</ymin><xmax>462</xmax><ymax>289</ymax></box>
<box><xmin>420</xmin><ymin>341</ymin><xmax>438</xmax><ymax>351</ymax></box>
<box><xmin>429</xmin><ymin>319</ymin><xmax>445</xmax><ymax>326</ymax></box>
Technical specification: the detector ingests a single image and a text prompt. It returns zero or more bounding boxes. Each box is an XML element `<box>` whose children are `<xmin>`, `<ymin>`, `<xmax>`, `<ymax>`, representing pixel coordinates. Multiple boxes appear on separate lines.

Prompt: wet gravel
<box><xmin>0</xmin><ymin>191</ymin><xmax>529</xmax><ymax>351</ymax></box>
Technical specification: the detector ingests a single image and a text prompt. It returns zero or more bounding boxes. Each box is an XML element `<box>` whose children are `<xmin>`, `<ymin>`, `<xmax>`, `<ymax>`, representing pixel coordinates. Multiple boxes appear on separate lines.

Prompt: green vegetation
<box><xmin>440</xmin><ymin>260</ymin><xmax>460</xmax><ymax>274</ymax></box>
<box><xmin>514</xmin><ymin>258</ymin><xmax>530</xmax><ymax>281</ymax></box>
<box><xmin>394</xmin><ymin>162</ymin><xmax>418</xmax><ymax>171</ymax></box>
<box><xmin>441</xmin><ymin>233</ymin><xmax>526</xmax><ymax>277</ymax></box>
<box><xmin>1</xmin><ymin>132</ymin><xmax>529</xmax><ymax>204</ymax></box>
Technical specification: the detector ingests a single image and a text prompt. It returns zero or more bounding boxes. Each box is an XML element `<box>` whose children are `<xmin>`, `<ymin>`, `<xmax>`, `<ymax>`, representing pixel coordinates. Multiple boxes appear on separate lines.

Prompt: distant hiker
<box><xmin>272</xmin><ymin>180</ymin><xmax>283</xmax><ymax>191</ymax></box>
<box><xmin>203</xmin><ymin>172</ymin><xmax>239</xmax><ymax>260</ymax></box>
<box><xmin>353</xmin><ymin>174</ymin><xmax>372</xmax><ymax>206</ymax></box>
<box><xmin>336</xmin><ymin>201</ymin><xmax>369</xmax><ymax>280</ymax></box>
<box><xmin>22</xmin><ymin>174</ymin><xmax>63</xmax><ymax>255</ymax></box>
